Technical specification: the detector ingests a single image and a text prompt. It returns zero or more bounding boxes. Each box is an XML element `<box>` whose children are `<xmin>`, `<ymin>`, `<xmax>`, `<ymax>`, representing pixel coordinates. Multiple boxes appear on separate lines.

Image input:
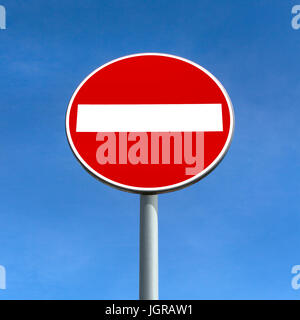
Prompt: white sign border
<box><xmin>65</xmin><ymin>53</ymin><xmax>235</xmax><ymax>194</ymax></box>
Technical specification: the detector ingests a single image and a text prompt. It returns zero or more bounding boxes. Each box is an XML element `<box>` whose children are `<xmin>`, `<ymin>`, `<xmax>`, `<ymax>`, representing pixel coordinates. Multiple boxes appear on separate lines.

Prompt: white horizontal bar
<box><xmin>76</xmin><ymin>104</ymin><xmax>223</xmax><ymax>132</ymax></box>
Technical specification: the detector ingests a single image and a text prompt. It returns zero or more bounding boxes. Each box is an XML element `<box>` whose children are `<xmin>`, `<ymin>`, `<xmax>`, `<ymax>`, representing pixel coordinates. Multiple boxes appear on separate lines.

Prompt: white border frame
<box><xmin>65</xmin><ymin>53</ymin><xmax>235</xmax><ymax>194</ymax></box>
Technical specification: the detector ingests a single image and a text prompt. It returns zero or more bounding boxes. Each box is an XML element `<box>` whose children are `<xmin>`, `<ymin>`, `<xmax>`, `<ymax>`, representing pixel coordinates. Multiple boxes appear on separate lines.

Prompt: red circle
<box><xmin>66</xmin><ymin>54</ymin><xmax>234</xmax><ymax>193</ymax></box>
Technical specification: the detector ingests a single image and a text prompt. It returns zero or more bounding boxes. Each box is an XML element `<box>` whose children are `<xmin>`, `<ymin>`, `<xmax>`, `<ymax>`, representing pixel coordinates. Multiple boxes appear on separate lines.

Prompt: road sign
<box><xmin>66</xmin><ymin>53</ymin><xmax>234</xmax><ymax>193</ymax></box>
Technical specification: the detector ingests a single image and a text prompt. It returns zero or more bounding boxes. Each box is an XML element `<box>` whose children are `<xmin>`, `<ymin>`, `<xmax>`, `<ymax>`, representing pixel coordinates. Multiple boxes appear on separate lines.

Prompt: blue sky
<box><xmin>0</xmin><ymin>0</ymin><xmax>300</xmax><ymax>299</ymax></box>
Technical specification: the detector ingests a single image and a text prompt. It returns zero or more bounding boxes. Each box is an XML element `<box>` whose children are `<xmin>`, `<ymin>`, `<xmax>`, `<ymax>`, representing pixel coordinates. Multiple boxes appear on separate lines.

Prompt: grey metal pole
<box><xmin>139</xmin><ymin>194</ymin><xmax>158</xmax><ymax>300</ymax></box>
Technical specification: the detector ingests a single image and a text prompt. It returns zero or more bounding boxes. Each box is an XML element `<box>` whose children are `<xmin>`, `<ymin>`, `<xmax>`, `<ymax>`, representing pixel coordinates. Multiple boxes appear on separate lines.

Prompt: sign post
<box><xmin>139</xmin><ymin>194</ymin><xmax>158</xmax><ymax>300</ymax></box>
<box><xmin>66</xmin><ymin>53</ymin><xmax>234</xmax><ymax>299</ymax></box>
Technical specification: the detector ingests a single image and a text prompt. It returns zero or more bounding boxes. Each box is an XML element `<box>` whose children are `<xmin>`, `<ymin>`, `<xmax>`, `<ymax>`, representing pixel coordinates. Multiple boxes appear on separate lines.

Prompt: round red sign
<box><xmin>66</xmin><ymin>53</ymin><xmax>234</xmax><ymax>193</ymax></box>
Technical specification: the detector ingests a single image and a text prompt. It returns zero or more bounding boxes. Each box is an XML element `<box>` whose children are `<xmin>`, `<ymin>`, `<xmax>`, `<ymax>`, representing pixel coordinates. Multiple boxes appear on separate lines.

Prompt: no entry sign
<box><xmin>66</xmin><ymin>53</ymin><xmax>234</xmax><ymax>193</ymax></box>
